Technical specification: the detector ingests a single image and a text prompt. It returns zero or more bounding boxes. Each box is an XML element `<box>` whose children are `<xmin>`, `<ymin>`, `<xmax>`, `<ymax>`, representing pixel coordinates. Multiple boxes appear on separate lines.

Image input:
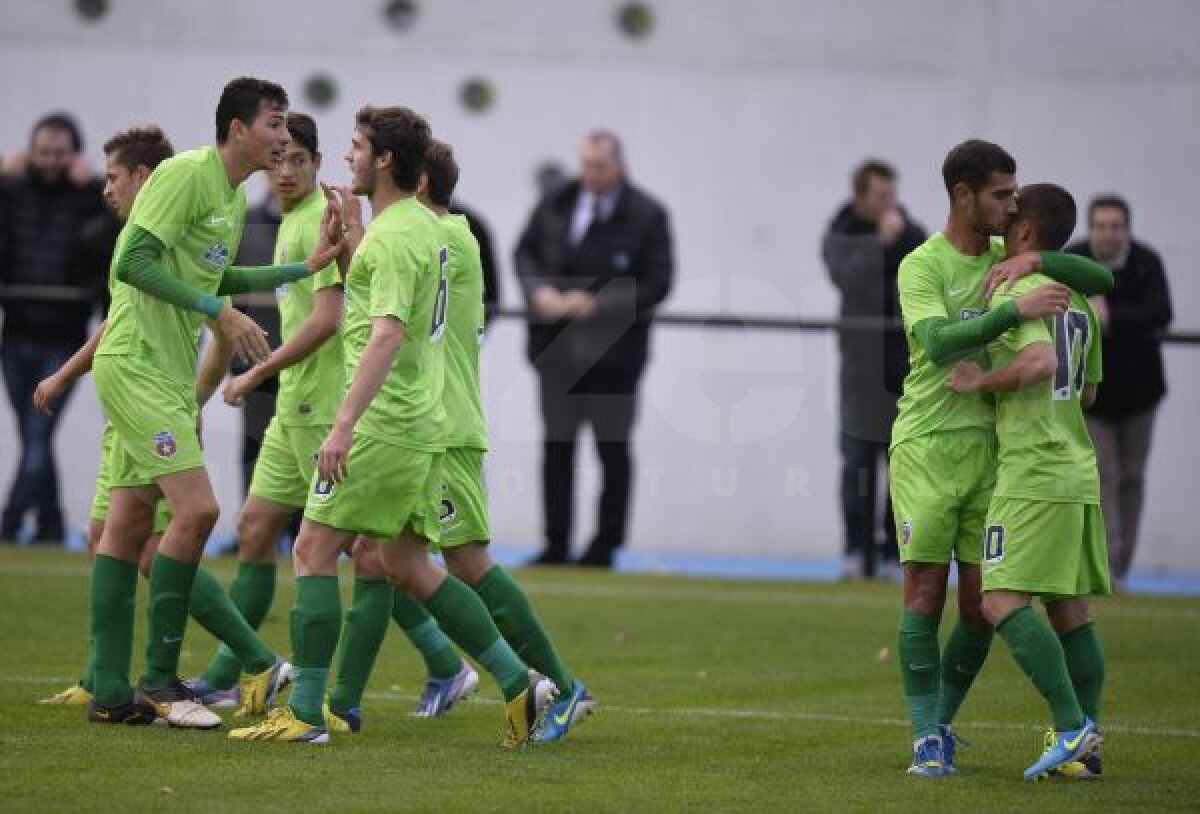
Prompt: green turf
<box><xmin>0</xmin><ymin>548</ymin><xmax>1197</xmax><ymax>812</ymax></box>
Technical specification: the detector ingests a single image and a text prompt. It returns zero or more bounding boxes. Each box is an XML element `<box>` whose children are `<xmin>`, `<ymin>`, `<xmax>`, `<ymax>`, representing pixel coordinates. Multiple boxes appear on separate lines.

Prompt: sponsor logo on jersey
<box><xmin>154</xmin><ymin>431</ymin><xmax>177</xmax><ymax>459</ymax></box>
<box><xmin>901</xmin><ymin>519</ymin><xmax>912</xmax><ymax>546</ymax></box>
<box><xmin>202</xmin><ymin>242</ymin><xmax>231</xmax><ymax>268</ymax></box>
<box><xmin>960</xmin><ymin>307</ymin><xmax>984</xmax><ymax>321</ymax></box>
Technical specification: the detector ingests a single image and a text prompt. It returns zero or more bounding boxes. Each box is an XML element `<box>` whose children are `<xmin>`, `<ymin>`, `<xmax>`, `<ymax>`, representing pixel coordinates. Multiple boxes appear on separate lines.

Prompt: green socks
<box><xmin>201</xmin><ymin>562</ymin><xmax>276</xmax><ymax>690</ymax></box>
<box><xmin>328</xmin><ymin>578</ymin><xmax>393</xmax><ymax>714</ymax></box>
<box><xmin>996</xmin><ymin>606</ymin><xmax>1085</xmax><ymax>732</ymax></box>
<box><xmin>898</xmin><ymin>609</ymin><xmax>940</xmax><ymax>739</ymax></box>
<box><xmin>143</xmin><ymin>553</ymin><xmax>199</xmax><ymax>690</ymax></box>
<box><xmin>424</xmin><ymin>576</ymin><xmax>527</xmax><ymax>701</ymax></box>
<box><xmin>936</xmin><ymin>620</ymin><xmax>993</xmax><ymax>726</ymax></box>
<box><xmin>392</xmin><ymin>590</ymin><xmax>463</xmax><ymax>680</ymax></box>
<box><xmin>89</xmin><ymin>554</ymin><xmax>138</xmax><ymax>705</ymax></box>
<box><xmin>288</xmin><ymin>575</ymin><xmax>342</xmax><ymax>726</ymax></box>
<box><xmin>474</xmin><ymin>566</ymin><xmax>575</xmax><ymax>695</ymax></box>
<box><xmin>1059</xmin><ymin>622</ymin><xmax>1105</xmax><ymax>723</ymax></box>
<box><xmin>186</xmin><ymin>567</ymin><xmax>276</xmax><ymax>677</ymax></box>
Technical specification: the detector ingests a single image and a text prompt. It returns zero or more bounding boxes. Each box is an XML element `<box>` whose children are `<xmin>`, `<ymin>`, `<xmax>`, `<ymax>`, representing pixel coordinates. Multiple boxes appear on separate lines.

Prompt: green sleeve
<box><xmin>116</xmin><ymin>226</ymin><xmax>226</xmax><ymax>319</ymax></box>
<box><xmin>913</xmin><ymin>300</ymin><xmax>1020</xmax><ymax>366</ymax></box>
<box><xmin>1039</xmin><ymin>251</ymin><xmax>1114</xmax><ymax>296</ymax></box>
<box><xmin>216</xmin><ymin>263</ymin><xmax>309</xmax><ymax>295</ymax></box>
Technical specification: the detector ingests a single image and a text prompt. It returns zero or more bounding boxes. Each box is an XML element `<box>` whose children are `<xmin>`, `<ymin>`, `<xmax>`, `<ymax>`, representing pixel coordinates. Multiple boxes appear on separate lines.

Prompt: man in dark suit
<box><xmin>515</xmin><ymin>130</ymin><xmax>673</xmax><ymax>567</ymax></box>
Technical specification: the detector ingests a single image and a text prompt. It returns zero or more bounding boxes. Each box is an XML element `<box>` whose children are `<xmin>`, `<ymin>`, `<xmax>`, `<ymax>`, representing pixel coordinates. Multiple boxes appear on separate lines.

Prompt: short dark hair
<box><xmin>585</xmin><ymin>129</ymin><xmax>625</xmax><ymax>163</ymax></box>
<box><xmin>1088</xmin><ymin>194</ymin><xmax>1131</xmax><ymax>227</ymax></box>
<box><xmin>103</xmin><ymin>126</ymin><xmax>174</xmax><ymax>174</ymax></box>
<box><xmin>1014</xmin><ymin>183</ymin><xmax>1077</xmax><ymax>251</ymax></box>
<box><xmin>30</xmin><ymin>111</ymin><xmax>83</xmax><ymax>151</ymax></box>
<box><xmin>215</xmin><ymin>77</ymin><xmax>289</xmax><ymax>143</ymax></box>
<box><xmin>355</xmin><ymin>105</ymin><xmax>431</xmax><ymax>191</ymax></box>
<box><xmin>942</xmin><ymin>139</ymin><xmax>1016</xmax><ymax>195</ymax></box>
<box><xmin>852</xmin><ymin>159</ymin><xmax>896</xmax><ymax>196</ymax></box>
<box><xmin>422</xmin><ymin>139</ymin><xmax>459</xmax><ymax>207</ymax></box>
<box><xmin>286</xmin><ymin>112</ymin><xmax>318</xmax><ymax>158</ymax></box>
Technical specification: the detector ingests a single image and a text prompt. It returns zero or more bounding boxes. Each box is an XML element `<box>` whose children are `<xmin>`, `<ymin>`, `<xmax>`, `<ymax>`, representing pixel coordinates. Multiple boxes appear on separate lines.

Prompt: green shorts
<box><xmin>249</xmin><ymin>419</ymin><xmax>327</xmax><ymax>508</ymax></box>
<box><xmin>434</xmin><ymin>447</ymin><xmax>490</xmax><ymax>550</ymax></box>
<box><xmin>889</xmin><ymin>428</ymin><xmax>997</xmax><ymax>565</ymax></box>
<box><xmin>93</xmin><ymin>355</ymin><xmax>204</xmax><ymax>487</ymax></box>
<box><xmin>91</xmin><ymin>423</ymin><xmax>171</xmax><ymax>535</ymax></box>
<box><xmin>303</xmin><ymin>432</ymin><xmax>442</xmax><ymax>543</ymax></box>
<box><xmin>982</xmin><ymin>496</ymin><xmax>1112</xmax><ymax>598</ymax></box>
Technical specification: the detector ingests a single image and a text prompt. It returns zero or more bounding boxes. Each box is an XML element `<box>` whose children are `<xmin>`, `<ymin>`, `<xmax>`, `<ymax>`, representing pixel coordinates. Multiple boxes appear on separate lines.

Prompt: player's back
<box><xmin>440</xmin><ymin>213</ymin><xmax>487</xmax><ymax>451</ymax></box>
<box><xmin>891</xmin><ymin>232</ymin><xmax>1006</xmax><ymax>448</ymax></box>
<box><xmin>988</xmin><ymin>274</ymin><xmax>1101</xmax><ymax>503</ymax></box>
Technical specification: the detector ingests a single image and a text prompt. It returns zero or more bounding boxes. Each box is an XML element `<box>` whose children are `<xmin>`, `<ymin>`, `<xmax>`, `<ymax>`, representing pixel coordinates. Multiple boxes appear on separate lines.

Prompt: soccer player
<box><xmin>948</xmin><ymin>183</ymin><xmax>1109</xmax><ymax>780</ymax></box>
<box><xmin>229</xmin><ymin>106</ymin><xmax>555</xmax><ymax>746</ymax></box>
<box><xmin>890</xmin><ymin>140</ymin><xmax>1113</xmax><ymax>776</ymax></box>
<box><xmin>321</xmin><ymin>141</ymin><xmax>594</xmax><ymax>739</ymax></box>
<box><xmin>86</xmin><ymin>78</ymin><xmax>343</xmax><ymax>728</ymax></box>
<box><xmin>184</xmin><ymin>112</ymin><xmax>344</xmax><ymax>707</ymax></box>
<box><xmin>33</xmin><ymin>127</ymin><xmax>277</xmax><ymax>711</ymax></box>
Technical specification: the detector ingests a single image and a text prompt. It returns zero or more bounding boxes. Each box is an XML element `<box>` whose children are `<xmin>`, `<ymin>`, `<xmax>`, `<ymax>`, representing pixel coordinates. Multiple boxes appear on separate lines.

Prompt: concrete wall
<box><xmin>1</xmin><ymin>0</ymin><xmax>1197</xmax><ymax>569</ymax></box>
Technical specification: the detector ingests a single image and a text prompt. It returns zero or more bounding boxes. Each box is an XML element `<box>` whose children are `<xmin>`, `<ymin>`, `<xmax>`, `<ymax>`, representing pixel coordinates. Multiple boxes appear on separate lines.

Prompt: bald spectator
<box><xmin>515</xmin><ymin>131</ymin><xmax>673</xmax><ymax>567</ymax></box>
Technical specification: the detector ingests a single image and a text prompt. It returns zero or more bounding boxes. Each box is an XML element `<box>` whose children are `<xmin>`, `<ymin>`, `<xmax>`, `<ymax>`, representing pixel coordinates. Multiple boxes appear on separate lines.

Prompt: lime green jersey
<box><xmin>891</xmin><ymin>232</ymin><xmax>1006</xmax><ymax>448</ymax></box>
<box><xmin>988</xmin><ymin>274</ymin><xmax>1102</xmax><ymax>503</ymax></box>
<box><xmin>342</xmin><ymin>196</ymin><xmax>447</xmax><ymax>451</ymax></box>
<box><xmin>97</xmin><ymin>146</ymin><xmax>246</xmax><ymax>389</ymax></box>
<box><xmin>440</xmin><ymin>213</ymin><xmax>487</xmax><ymax>450</ymax></box>
<box><xmin>273</xmin><ymin>188</ymin><xmax>343</xmax><ymax>426</ymax></box>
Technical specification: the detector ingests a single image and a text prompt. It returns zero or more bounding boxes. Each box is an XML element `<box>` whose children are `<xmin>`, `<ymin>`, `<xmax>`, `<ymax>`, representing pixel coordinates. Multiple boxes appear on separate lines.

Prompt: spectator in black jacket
<box><xmin>515</xmin><ymin>130</ymin><xmax>673</xmax><ymax>567</ymax></box>
<box><xmin>1068</xmin><ymin>195</ymin><xmax>1173</xmax><ymax>586</ymax></box>
<box><xmin>0</xmin><ymin>113</ymin><xmax>111</xmax><ymax>544</ymax></box>
<box><xmin>822</xmin><ymin>159</ymin><xmax>926</xmax><ymax>580</ymax></box>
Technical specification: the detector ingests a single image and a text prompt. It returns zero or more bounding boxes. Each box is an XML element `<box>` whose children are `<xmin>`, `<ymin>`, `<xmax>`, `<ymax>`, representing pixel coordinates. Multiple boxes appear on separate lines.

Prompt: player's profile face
<box><xmin>245</xmin><ymin>101</ymin><xmax>290</xmax><ymax>172</ymax></box>
<box><xmin>974</xmin><ymin>172</ymin><xmax>1018</xmax><ymax>236</ymax></box>
<box><xmin>102</xmin><ymin>153</ymin><xmax>135</xmax><ymax>220</ymax></box>
<box><xmin>346</xmin><ymin>129</ymin><xmax>374</xmax><ymax>196</ymax></box>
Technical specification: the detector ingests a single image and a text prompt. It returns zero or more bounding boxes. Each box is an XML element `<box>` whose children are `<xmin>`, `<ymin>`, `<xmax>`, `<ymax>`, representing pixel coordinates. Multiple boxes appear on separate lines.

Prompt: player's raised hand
<box><xmin>306</xmin><ymin>207</ymin><xmax>344</xmax><ymax>274</ymax></box>
<box><xmin>215</xmin><ymin>305</ymin><xmax>272</xmax><ymax>365</ymax></box>
<box><xmin>330</xmin><ymin>185</ymin><xmax>363</xmax><ymax>235</ymax></box>
<box><xmin>984</xmin><ymin>251</ymin><xmax>1043</xmax><ymax>298</ymax></box>
<box><xmin>1015</xmin><ymin>282</ymin><xmax>1071</xmax><ymax>320</ymax></box>
<box><xmin>32</xmin><ymin>372</ymin><xmax>67</xmax><ymax>415</ymax></box>
<box><xmin>948</xmin><ymin>360</ymin><xmax>985</xmax><ymax>393</ymax></box>
<box><xmin>317</xmin><ymin>424</ymin><xmax>352</xmax><ymax>483</ymax></box>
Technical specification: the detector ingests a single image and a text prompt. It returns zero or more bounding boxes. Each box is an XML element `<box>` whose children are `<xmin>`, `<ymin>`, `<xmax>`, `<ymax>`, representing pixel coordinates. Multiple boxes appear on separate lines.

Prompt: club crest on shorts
<box><xmin>901</xmin><ymin>519</ymin><xmax>912</xmax><ymax>546</ymax></box>
<box><xmin>153</xmin><ymin>431</ymin><xmax>177</xmax><ymax>459</ymax></box>
<box><xmin>312</xmin><ymin>478</ymin><xmax>336</xmax><ymax>501</ymax></box>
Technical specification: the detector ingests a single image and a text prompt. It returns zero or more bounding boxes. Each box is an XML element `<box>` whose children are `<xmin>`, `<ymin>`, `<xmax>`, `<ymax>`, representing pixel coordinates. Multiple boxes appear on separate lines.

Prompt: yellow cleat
<box><xmin>38</xmin><ymin>684</ymin><xmax>93</xmax><ymax>705</ymax></box>
<box><xmin>323</xmin><ymin>703</ymin><xmax>361</xmax><ymax>734</ymax></box>
<box><xmin>503</xmin><ymin>672</ymin><xmax>559</xmax><ymax>748</ymax></box>
<box><xmin>228</xmin><ymin>706</ymin><xmax>329</xmax><ymax>743</ymax></box>
<box><xmin>235</xmin><ymin>659</ymin><xmax>292</xmax><ymax>717</ymax></box>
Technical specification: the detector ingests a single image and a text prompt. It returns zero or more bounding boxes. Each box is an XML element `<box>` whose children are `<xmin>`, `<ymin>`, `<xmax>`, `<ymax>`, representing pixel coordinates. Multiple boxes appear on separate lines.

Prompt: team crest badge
<box><xmin>901</xmin><ymin>519</ymin><xmax>912</xmax><ymax>546</ymax></box>
<box><xmin>312</xmin><ymin>478</ymin><xmax>336</xmax><ymax>501</ymax></box>
<box><xmin>202</xmin><ymin>242</ymin><xmax>231</xmax><ymax>268</ymax></box>
<box><xmin>154</xmin><ymin>431</ymin><xmax>177</xmax><ymax>459</ymax></box>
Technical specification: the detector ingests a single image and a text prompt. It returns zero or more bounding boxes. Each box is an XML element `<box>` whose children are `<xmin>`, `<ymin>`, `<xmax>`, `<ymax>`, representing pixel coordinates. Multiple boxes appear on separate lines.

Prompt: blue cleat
<box><xmin>1023</xmin><ymin>718</ymin><xmax>1099</xmax><ymax>781</ymax></box>
<box><xmin>324</xmin><ymin>703</ymin><xmax>363</xmax><ymax>734</ymax></box>
<box><xmin>907</xmin><ymin>735</ymin><xmax>948</xmax><ymax>777</ymax></box>
<box><xmin>182</xmin><ymin>677</ymin><xmax>240</xmax><ymax>709</ymax></box>
<box><xmin>938</xmin><ymin>724</ymin><xmax>969</xmax><ymax>773</ymax></box>
<box><xmin>414</xmin><ymin>663</ymin><xmax>480</xmax><ymax>718</ymax></box>
<box><xmin>533</xmin><ymin>680</ymin><xmax>596</xmax><ymax>743</ymax></box>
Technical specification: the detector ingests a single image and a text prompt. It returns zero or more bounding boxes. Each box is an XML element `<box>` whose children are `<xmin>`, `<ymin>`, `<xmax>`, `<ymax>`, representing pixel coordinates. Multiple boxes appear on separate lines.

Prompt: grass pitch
<box><xmin>0</xmin><ymin>548</ymin><xmax>1197</xmax><ymax>812</ymax></box>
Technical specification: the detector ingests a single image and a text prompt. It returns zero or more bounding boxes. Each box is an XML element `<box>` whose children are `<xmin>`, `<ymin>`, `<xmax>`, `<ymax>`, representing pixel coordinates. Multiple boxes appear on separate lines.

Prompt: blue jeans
<box><xmin>1</xmin><ymin>338</ymin><xmax>76</xmax><ymax>542</ymax></box>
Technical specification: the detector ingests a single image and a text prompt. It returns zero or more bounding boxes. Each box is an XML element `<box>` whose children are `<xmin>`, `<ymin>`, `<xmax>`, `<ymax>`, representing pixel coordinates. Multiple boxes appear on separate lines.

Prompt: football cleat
<box><xmin>228</xmin><ymin>706</ymin><xmax>329</xmax><ymax>743</ymax></box>
<box><xmin>235</xmin><ymin>658</ymin><xmax>292</xmax><ymax>717</ymax></box>
<box><xmin>324</xmin><ymin>703</ymin><xmax>363</xmax><ymax>734</ymax></box>
<box><xmin>1024</xmin><ymin>718</ymin><xmax>1099</xmax><ymax>780</ymax></box>
<box><xmin>533</xmin><ymin>679</ymin><xmax>596</xmax><ymax>743</ymax></box>
<box><xmin>87</xmin><ymin>698</ymin><xmax>157</xmax><ymax>725</ymax></box>
<box><xmin>938</xmin><ymin>724</ymin><xmax>969</xmax><ymax>773</ymax></box>
<box><xmin>137</xmin><ymin>679</ymin><xmax>222</xmax><ymax>730</ymax></box>
<box><xmin>182</xmin><ymin>677</ymin><xmax>240</xmax><ymax>709</ymax></box>
<box><xmin>907</xmin><ymin>735</ymin><xmax>948</xmax><ymax>777</ymax></box>
<box><xmin>503</xmin><ymin>671</ymin><xmax>558</xmax><ymax>748</ymax></box>
<box><xmin>39</xmin><ymin>684</ymin><xmax>93</xmax><ymax>705</ymax></box>
<box><xmin>1046</xmin><ymin>727</ymin><xmax>1103</xmax><ymax>779</ymax></box>
<box><xmin>414</xmin><ymin>663</ymin><xmax>480</xmax><ymax>718</ymax></box>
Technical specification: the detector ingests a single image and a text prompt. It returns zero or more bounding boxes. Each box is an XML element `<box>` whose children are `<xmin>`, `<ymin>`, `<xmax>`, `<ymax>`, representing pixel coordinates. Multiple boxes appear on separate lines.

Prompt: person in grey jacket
<box><xmin>822</xmin><ymin>160</ymin><xmax>925</xmax><ymax>579</ymax></box>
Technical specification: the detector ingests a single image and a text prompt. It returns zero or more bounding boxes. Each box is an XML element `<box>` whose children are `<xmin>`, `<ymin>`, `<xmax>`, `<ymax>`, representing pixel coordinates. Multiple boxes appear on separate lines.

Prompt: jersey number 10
<box><xmin>1052</xmin><ymin>309</ymin><xmax>1090</xmax><ymax>401</ymax></box>
<box><xmin>430</xmin><ymin>246</ymin><xmax>449</xmax><ymax>341</ymax></box>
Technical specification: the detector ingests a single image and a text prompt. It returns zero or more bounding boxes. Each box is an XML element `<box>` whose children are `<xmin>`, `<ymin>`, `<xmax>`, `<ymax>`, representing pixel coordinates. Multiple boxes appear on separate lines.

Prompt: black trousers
<box><xmin>537</xmin><ymin>365</ymin><xmax>641</xmax><ymax>563</ymax></box>
<box><xmin>839</xmin><ymin>432</ymin><xmax>898</xmax><ymax>576</ymax></box>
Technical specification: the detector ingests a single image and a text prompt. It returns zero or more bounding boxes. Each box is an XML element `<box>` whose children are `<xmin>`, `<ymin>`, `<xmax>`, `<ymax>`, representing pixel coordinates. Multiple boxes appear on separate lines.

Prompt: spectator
<box><xmin>1068</xmin><ymin>195</ymin><xmax>1173</xmax><ymax>587</ymax></box>
<box><xmin>515</xmin><ymin>130</ymin><xmax>673</xmax><ymax>567</ymax></box>
<box><xmin>0</xmin><ymin>113</ymin><xmax>110</xmax><ymax>544</ymax></box>
<box><xmin>822</xmin><ymin>160</ymin><xmax>926</xmax><ymax>579</ymax></box>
